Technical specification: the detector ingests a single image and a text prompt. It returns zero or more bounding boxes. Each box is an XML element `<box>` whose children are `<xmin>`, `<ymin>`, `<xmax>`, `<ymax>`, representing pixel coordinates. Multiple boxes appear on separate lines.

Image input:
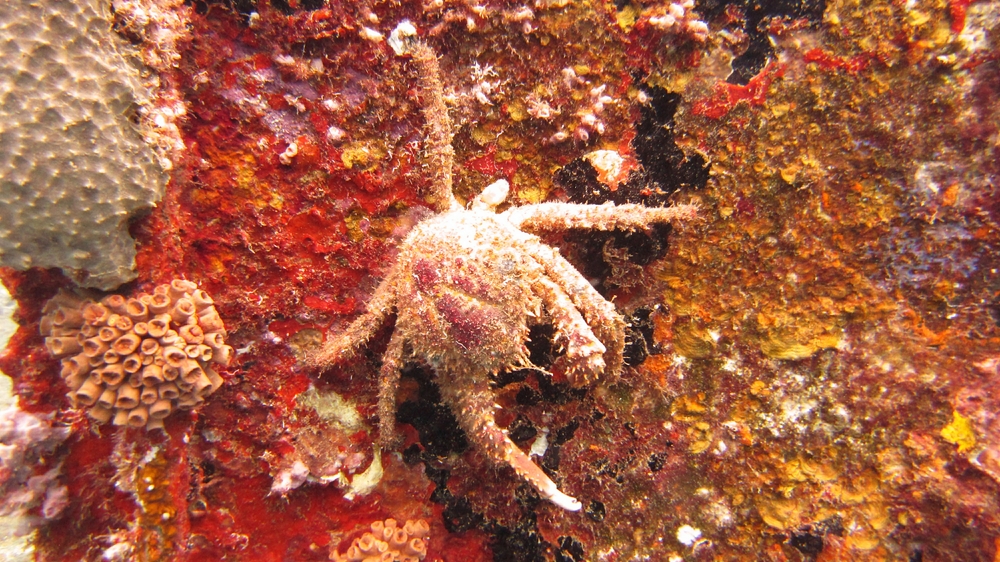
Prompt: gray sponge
<box><xmin>0</xmin><ymin>0</ymin><xmax>166</xmax><ymax>289</ymax></box>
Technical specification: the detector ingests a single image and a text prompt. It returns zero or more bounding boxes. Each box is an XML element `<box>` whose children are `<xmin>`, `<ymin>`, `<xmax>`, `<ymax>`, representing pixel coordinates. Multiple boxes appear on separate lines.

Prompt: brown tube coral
<box><xmin>115</xmin><ymin>385</ymin><xmax>140</xmax><ymax>409</ymax></box>
<box><xmin>40</xmin><ymin>281</ymin><xmax>231</xmax><ymax>432</ymax></box>
<box><xmin>333</xmin><ymin>518</ymin><xmax>430</xmax><ymax>562</ymax></box>
<box><xmin>113</xmin><ymin>333</ymin><xmax>141</xmax><ymax>355</ymax></box>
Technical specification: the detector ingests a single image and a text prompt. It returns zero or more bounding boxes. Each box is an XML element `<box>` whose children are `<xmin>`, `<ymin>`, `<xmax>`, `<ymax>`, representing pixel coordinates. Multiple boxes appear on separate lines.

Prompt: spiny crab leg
<box><xmin>435</xmin><ymin>367</ymin><xmax>583</xmax><ymax>511</ymax></box>
<box><xmin>528</xmin><ymin>266</ymin><xmax>608</xmax><ymax>385</ymax></box>
<box><xmin>400</xmin><ymin>35</ymin><xmax>460</xmax><ymax>213</ymax></box>
<box><xmin>377</xmin><ymin>331</ymin><xmax>406</xmax><ymax>450</ymax></box>
<box><xmin>503</xmin><ymin>201</ymin><xmax>699</xmax><ymax>233</ymax></box>
<box><xmin>519</xmin><ymin>241</ymin><xmax>626</xmax><ymax>379</ymax></box>
<box><xmin>310</xmin><ymin>269</ymin><xmax>399</xmax><ymax>367</ymax></box>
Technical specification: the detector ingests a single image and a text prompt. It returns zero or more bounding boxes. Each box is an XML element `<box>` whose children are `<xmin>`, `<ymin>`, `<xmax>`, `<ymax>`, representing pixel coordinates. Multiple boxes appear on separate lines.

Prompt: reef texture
<box><xmin>0</xmin><ymin>0</ymin><xmax>998</xmax><ymax>560</ymax></box>
<box><xmin>0</xmin><ymin>0</ymin><xmax>165</xmax><ymax>289</ymax></box>
<box><xmin>39</xmin><ymin>280</ymin><xmax>231</xmax><ymax>431</ymax></box>
<box><xmin>0</xmin><ymin>404</ymin><xmax>70</xmax><ymax>535</ymax></box>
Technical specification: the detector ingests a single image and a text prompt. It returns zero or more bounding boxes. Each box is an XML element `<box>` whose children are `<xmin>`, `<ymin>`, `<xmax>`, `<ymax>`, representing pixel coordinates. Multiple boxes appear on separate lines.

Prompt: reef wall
<box><xmin>0</xmin><ymin>0</ymin><xmax>999</xmax><ymax>560</ymax></box>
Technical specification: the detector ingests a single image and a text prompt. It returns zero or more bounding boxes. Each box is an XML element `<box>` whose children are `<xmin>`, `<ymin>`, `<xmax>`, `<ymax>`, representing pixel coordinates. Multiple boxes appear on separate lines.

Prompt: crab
<box><xmin>310</xmin><ymin>30</ymin><xmax>697</xmax><ymax>511</ymax></box>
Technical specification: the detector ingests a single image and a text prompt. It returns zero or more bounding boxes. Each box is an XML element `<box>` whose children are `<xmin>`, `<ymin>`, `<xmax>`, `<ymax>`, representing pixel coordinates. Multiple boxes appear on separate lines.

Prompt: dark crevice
<box><xmin>696</xmin><ymin>0</ymin><xmax>827</xmax><ymax>85</ymax></box>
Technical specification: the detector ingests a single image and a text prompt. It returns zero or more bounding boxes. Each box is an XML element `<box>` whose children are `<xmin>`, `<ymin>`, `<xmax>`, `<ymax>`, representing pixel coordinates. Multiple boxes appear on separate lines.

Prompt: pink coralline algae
<box><xmin>0</xmin><ymin>404</ymin><xmax>70</xmax><ymax>533</ymax></box>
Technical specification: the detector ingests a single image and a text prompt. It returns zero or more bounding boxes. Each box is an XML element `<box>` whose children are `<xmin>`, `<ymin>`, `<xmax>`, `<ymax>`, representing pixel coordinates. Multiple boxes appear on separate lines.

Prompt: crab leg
<box><xmin>503</xmin><ymin>202</ymin><xmax>697</xmax><ymax>233</ymax></box>
<box><xmin>310</xmin><ymin>270</ymin><xmax>399</xmax><ymax>367</ymax></box>
<box><xmin>519</xmin><ymin>241</ymin><xmax>626</xmax><ymax>379</ymax></box>
<box><xmin>408</xmin><ymin>41</ymin><xmax>460</xmax><ymax>213</ymax></box>
<box><xmin>436</xmin><ymin>367</ymin><xmax>582</xmax><ymax>511</ymax></box>
<box><xmin>377</xmin><ymin>330</ymin><xmax>406</xmax><ymax>449</ymax></box>
<box><xmin>526</xmin><ymin>266</ymin><xmax>607</xmax><ymax>385</ymax></box>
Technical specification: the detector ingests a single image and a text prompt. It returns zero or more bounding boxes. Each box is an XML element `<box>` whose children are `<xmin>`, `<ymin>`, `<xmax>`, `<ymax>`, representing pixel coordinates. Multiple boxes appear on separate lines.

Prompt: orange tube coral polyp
<box><xmin>147</xmin><ymin>315</ymin><xmax>170</xmax><ymax>338</ymax></box>
<box><xmin>169</xmin><ymin>279</ymin><xmax>198</xmax><ymax>299</ymax></box>
<box><xmin>101</xmin><ymin>364</ymin><xmax>126</xmax><ymax>386</ymax></box>
<box><xmin>82</xmin><ymin>303</ymin><xmax>110</xmax><ymax>325</ymax></box>
<box><xmin>182</xmin><ymin>362</ymin><xmax>205</xmax><ymax>385</ymax></box>
<box><xmin>204</xmin><ymin>332</ymin><xmax>225</xmax><ymax>349</ymax></box>
<box><xmin>112</xmin><ymin>315</ymin><xmax>133</xmax><ymax>332</ymax></box>
<box><xmin>159</xmin><ymin>382</ymin><xmax>180</xmax><ymax>400</ymax></box>
<box><xmin>205</xmin><ymin>367</ymin><xmax>224</xmax><ymax>391</ymax></box>
<box><xmin>46</xmin><ymin>336</ymin><xmax>82</xmax><ymax>356</ymax></box>
<box><xmin>212</xmin><ymin>345</ymin><xmax>233</xmax><ymax>366</ymax></box>
<box><xmin>52</xmin><ymin>307</ymin><xmax>84</xmax><ymax>327</ymax></box>
<box><xmin>82</xmin><ymin>338</ymin><xmax>109</xmax><ymax>358</ymax></box>
<box><xmin>190</xmin><ymin>289</ymin><xmax>214</xmax><ymax>310</ymax></box>
<box><xmin>140</xmin><ymin>387</ymin><xmax>159</xmax><ymax>405</ymax></box>
<box><xmin>125</xmin><ymin>298</ymin><xmax>148</xmax><ymax>321</ymax></box>
<box><xmin>179</xmin><ymin>324</ymin><xmax>205</xmax><ymax>345</ymax></box>
<box><xmin>97</xmin><ymin>326</ymin><xmax>121</xmax><ymax>343</ymax></box>
<box><xmin>115</xmin><ymin>385</ymin><xmax>140</xmax><ymax>409</ymax></box>
<box><xmin>88</xmin><ymin>405</ymin><xmax>114</xmax><ymax>423</ymax></box>
<box><xmin>170</xmin><ymin>298</ymin><xmax>196</xmax><ymax>324</ymax></box>
<box><xmin>148</xmin><ymin>292</ymin><xmax>171</xmax><ymax>314</ymax></box>
<box><xmin>97</xmin><ymin>388</ymin><xmax>117</xmax><ymax>409</ymax></box>
<box><xmin>122</xmin><ymin>353</ymin><xmax>143</xmax><ymax>374</ymax></box>
<box><xmin>141</xmin><ymin>364</ymin><xmax>164</xmax><ymax>385</ymax></box>
<box><xmin>75</xmin><ymin>379</ymin><xmax>102</xmax><ymax>406</ymax></box>
<box><xmin>126</xmin><ymin>406</ymin><xmax>148</xmax><ymax>428</ymax></box>
<box><xmin>113</xmin><ymin>332</ymin><xmax>141</xmax><ymax>355</ymax></box>
<box><xmin>149</xmin><ymin>399</ymin><xmax>172</xmax><ymax>419</ymax></box>
<box><xmin>162</xmin><ymin>346</ymin><xmax>187</xmax><ymax>367</ymax></box>
<box><xmin>112</xmin><ymin>409</ymin><xmax>130</xmax><ymax>426</ymax></box>
<box><xmin>63</xmin><ymin>370</ymin><xmax>88</xmax><ymax>392</ymax></box>
<box><xmin>139</xmin><ymin>338</ymin><xmax>160</xmax><ymax>356</ymax></box>
<box><xmin>101</xmin><ymin>294</ymin><xmax>128</xmax><ymax>314</ymax></box>
<box><xmin>63</xmin><ymin>353</ymin><xmax>91</xmax><ymax>377</ymax></box>
<box><xmin>197</xmin><ymin>309</ymin><xmax>225</xmax><ymax>333</ymax></box>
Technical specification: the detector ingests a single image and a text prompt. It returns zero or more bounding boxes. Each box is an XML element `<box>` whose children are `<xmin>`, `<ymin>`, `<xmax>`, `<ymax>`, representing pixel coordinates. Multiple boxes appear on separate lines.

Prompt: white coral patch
<box><xmin>676</xmin><ymin>524</ymin><xmax>703</xmax><ymax>546</ymax></box>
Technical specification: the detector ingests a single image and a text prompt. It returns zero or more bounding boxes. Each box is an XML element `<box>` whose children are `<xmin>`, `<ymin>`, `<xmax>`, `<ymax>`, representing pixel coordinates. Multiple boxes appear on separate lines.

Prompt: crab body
<box><xmin>395</xmin><ymin>211</ymin><xmax>538</xmax><ymax>373</ymax></box>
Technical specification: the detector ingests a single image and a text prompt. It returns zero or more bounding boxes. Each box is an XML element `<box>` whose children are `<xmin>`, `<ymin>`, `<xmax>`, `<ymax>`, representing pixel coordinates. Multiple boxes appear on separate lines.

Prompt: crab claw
<box><xmin>507</xmin><ymin>443</ymin><xmax>583</xmax><ymax>511</ymax></box>
<box><xmin>546</xmin><ymin>488</ymin><xmax>583</xmax><ymax>512</ymax></box>
<box><xmin>562</xmin><ymin>338</ymin><xmax>607</xmax><ymax>386</ymax></box>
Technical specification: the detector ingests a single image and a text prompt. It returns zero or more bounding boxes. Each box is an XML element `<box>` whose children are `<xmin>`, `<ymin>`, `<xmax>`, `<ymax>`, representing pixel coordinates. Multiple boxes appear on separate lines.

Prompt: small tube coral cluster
<box><xmin>332</xmin><ymin>518</ymin><xmax>430</xmax><ymax>562</ymax></box>
<box><xmin>40</xmin><ymin>280</ymin><xmax>232</xmax><ymax>430</ymax></box>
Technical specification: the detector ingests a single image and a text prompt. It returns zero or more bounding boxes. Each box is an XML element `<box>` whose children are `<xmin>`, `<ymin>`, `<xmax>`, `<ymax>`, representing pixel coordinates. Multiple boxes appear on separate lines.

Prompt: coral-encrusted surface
<box><xmin>1</xmin><ymin>0</ymin><xmax>999</xmax><ymax>560</ymax></box>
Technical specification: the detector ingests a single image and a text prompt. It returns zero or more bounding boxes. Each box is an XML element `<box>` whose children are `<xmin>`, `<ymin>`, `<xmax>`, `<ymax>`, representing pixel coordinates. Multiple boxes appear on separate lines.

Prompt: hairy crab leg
<box><xmin>525</xmin><ymin>262</ymin><xmax>608</xmax><ymax>385</ymax></box>
<box><xmin>518</xmin><ymin>240</ymin><xmax>626</xmax><ymax>379</ymax></box>
<box><xmin>503</xmin><ymin>202</ymin><xmax>698</xmax><ymax>233</ymax></box>
<box><xmin>310</xmin><ymin>270</ymin><xmax>399</xmax><ymax>367</ymax></box>
<box><xmin>377</xmin><ymin>331</ymin><xmax>406</xmax><ymax>450</ymax></box>
<box><xmin>406</xmin><ymin>41</ymin><xmax>460</xmax><ymax>213</ymax></box>
<box><xmin>435</xmin><ymin>367</ymin><xmax>583</xmax><ymax>511</ymax></box>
